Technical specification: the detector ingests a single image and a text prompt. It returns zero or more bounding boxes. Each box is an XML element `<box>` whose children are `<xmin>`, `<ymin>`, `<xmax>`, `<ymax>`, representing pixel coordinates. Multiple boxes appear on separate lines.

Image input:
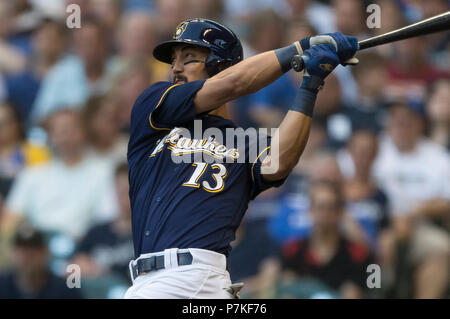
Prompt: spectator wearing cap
<box><xmin>0</xmin><ymin>225</ymin><xmax>82</xmax><ymax>298</ymax></box>
<box><xmin>374</xmin><ymin>101</ymin><xmax>450</xmax><ymax>298</ymax></box>
<box><xmin>1</xmin><ymin>109</ymin><xmax>115</xmax><ymax>242</ymax></box>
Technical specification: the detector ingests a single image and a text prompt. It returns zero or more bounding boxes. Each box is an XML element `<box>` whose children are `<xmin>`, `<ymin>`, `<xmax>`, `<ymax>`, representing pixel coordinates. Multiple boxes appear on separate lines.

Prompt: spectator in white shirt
<box><xmin>374</xmin><ymin>101</ymin><xmax>450</xmax><ymax>298</ymax></box>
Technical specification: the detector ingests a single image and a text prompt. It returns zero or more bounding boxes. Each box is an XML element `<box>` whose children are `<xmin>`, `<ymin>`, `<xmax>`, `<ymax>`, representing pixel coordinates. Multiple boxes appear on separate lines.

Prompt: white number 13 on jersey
<box><xmin>182</xmin><ymin>162</ymin><xmax>227</xmax><ymax>193</ymax></box>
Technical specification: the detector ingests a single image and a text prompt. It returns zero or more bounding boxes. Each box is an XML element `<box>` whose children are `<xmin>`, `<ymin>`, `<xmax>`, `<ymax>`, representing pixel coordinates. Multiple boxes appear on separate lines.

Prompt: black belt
<box><xmin>132</xmin><ymin>252</ymin><xmax>193</xmax><ymax>279</ymax></box>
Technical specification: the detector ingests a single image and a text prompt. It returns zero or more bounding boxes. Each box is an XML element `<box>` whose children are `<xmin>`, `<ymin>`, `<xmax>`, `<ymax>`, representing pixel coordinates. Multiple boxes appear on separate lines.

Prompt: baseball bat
<box><xmin>291</xmin><ymin>10</ymin><xmax>450</xmax><ymax>72</ymax></box>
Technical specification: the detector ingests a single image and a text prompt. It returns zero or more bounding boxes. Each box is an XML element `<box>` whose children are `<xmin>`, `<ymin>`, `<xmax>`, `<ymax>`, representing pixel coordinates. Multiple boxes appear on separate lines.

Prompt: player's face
<box><xmin>170</xmin><ymin>44</ymin><xmax>209</xmax><ymax>84</ymax></box>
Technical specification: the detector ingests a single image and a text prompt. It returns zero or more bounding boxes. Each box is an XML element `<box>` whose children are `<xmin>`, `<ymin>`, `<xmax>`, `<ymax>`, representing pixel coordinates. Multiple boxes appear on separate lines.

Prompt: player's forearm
<box><xmin>214</xmin><ymin>51</ymin><xmax>284</xmax><ymax>96</ymax></box>
<box><xmin>261</xmin><ymin>111</ymin><xmax>312</xmax><ymax>181</ymax></box>
<box><xmin>194</xmin><ymin>50</ymin><xmax>291</xmax><ymax>113</ymax></box>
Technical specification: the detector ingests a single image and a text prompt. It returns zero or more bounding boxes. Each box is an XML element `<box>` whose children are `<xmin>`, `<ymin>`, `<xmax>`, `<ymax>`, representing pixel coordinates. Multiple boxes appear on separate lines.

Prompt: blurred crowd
<box><xmin>0</xmin><ymin>0</ymin><xmax>448</xmax><ymax>299</ymax></box>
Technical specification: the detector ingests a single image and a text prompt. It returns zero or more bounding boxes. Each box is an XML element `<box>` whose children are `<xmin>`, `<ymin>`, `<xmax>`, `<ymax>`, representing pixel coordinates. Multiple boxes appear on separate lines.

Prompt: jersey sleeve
<box><xmin>149</xmin><ymin>80</ymin><xmax>206</xmax><ymax>129</ymax></box>
<box><xmin>128</xmin><ymin>80</ymin><xmax>206</xmax><ymax>156</ymax></box>
<box><xmin>131</xmin><ymin>80</ymin><xmax>206</xmax><ymax>131</ymax></box>
<box><xmin>248</xmin><ymin>135</ymin><xmax>286</xmax><ymax>199</ymax></box>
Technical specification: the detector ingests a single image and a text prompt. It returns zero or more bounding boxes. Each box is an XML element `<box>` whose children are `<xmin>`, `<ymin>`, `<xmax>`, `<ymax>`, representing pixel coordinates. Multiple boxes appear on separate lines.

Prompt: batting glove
<box><xmin>299</xmin><ymin>32</ymin><xmax>359</xmax><ymax>66</ymax></box>
<box><xmin>301</xmin><ymin>43</ymin><xmax>340</xmax><ymax>91</ymax></box>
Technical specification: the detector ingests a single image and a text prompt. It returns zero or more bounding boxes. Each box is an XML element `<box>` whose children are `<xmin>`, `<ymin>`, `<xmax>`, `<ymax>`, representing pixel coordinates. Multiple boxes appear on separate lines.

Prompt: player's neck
<box><xmin>207</xmin><ymin>104</ymin><xmax>229</xmax><ymax>119</ymax></box>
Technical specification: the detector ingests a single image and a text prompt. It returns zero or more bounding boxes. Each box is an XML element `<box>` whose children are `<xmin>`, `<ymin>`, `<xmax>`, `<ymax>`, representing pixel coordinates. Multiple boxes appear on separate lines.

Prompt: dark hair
<box><xmin>115</xmin><ymin>162</ymin><xmax>128</xmax><ymax>178</ymax></box>
<box><xmin>82</xmin><ymin>95</ymin><xmax>104</xmax><ymax>120</ymax></box>
<box><xmin>0</xmin><ymin>102</ymin><xmax>26</xmax><ymax>141</ymax></box>
<box><xmin>33</xmin><ymin>17</ymin><xmax>67</xmax><ymax>38</ymax></box>
<box><xmin>13</xmin><ymin>225</ymin><xmax>46</xmax><ymax>248</ymax></box>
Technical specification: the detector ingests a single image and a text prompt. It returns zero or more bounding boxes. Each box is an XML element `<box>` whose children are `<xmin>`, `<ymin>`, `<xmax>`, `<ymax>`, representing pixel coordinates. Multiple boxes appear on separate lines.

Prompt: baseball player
<box><xmin>125</xmin><ymin>18</ymin><xmax>358</xmax><ymax>299</ymax></box>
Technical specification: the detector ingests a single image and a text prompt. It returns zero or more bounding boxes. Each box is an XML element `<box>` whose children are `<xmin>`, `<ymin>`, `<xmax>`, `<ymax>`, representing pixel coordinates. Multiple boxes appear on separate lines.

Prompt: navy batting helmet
<box><xmin>153</xmin><ymin>18</ymin><xmax>243</xmax><ymax>77</ymax></box>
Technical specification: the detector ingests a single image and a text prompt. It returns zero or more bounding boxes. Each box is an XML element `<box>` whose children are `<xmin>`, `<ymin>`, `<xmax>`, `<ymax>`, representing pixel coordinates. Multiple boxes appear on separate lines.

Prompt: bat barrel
<box><xmin>358</xmin><ymin>11</ymin><xmax>450</xmax><ymax>50</ymax></box>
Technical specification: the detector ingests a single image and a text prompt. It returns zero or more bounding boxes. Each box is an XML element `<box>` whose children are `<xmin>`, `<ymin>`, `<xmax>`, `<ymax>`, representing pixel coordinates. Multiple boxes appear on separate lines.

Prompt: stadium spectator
<box><xmin>1</xmin><ymin>109</ymin><xmax>115</xmax><ymax>241</ymax></box>
<box><xmin>376</xmin><ymin>0</ymin><xmax>405</xmax><ymax>39</ymax></box>
<box><xmin>111</xmin><ymin>12</ymin><xmax>168</xmax><ymax>84</ymax></box>
<box><xmin>341</xmin><ymin>130</ymin><xmax>392</xmax><ymax>248</ymax></box>
<box><xmin>425</xmin><ymin>79</ymin><xmax>450</xmax><ymax>150</ymax></box>
<box><xmin>347</xmin><ymin>52</ymin><xmax>390</xmax><ymax>134</ymax></box>
<box><xmin>2</xmin><ymin>0</ymin><xmax>43</xmax><ymax>57</ymax></box>
<box><xmin>90</xmin><ymin>0</ymin><xmax>122</xmax><ymax>32</ymax></box>
<box><xmin>331</xmin><ymin>0</ymin><xmax>371</xmax><ymax>38</ymax></box>
<box><xmin>387</xmin><ymin>37</ymin><xmax>449</xmax><ymax>104</ymax></box>
<box><xmin>5</xmin><ymin>18</ymin><xmax>67</xmax><ymax>124</ymax></box>
<box><xmin>0</xmin><ymin>1</ymin><xmax>27</xmax><ymax>75</ymax></box>
<box><xmin>340</xmin><ymin>130</ymin><xmax>396</xmax><ymax>294</ymax></box>
<box><xmin>0</xmin><ymin>102</ymin><xmax>50</xmax><ymax>199</ymax></box>
<box><xmin>269</xmin><ymin>151</ymin><xmax>366</xmax><ymax>246</ymax></box>
<box><xmin>31</xmin><ymin>16</ymin><xmax>113</xmax><ymax>124</ymax></box>
<box><xmin>189</xmin><ymin>0</ymin><xmax>225</xmax><ymax>23</ymax></box>
<box><xmin>110</xmin><ymin>58</ymin><xmax>152</xmax><ymax>130</ymax></box>
<box><xmin>374</xmin><ymin>101</ymin><xmax>450</xmax><ymax>298</ymax></box>
<box><xmin>153</xmin><ymin>0</ymin><xmax>191</xmax><ymax>38</ymax></box>
<box><xmin>284</xmin><ymin>0</ymin><xmax>336</xmax><ymax>34</ymax></box>
<box><xmin>281</xmin><ymin>180</ymin><xmax>373</xmax><ymax>298</ymax></box>
<box><xmin>82</xmin><ymin>95</ymin><xmax>128</xmax><ymax>166</ymax></box>
<box><xmin>70</xmin><ymin>163</ymin><xmax>133</xmax><ymax>297</ymax></box>
<box><xmin>0</xmin><ymin>225</ymin><xmax>82</xmax><ymax>298</ymax></box>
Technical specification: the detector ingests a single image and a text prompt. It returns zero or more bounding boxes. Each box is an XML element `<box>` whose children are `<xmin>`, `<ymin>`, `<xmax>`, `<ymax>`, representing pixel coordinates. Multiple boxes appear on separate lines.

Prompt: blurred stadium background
<box><xmin>0</xmin><ymin>0</ymin><xmax>448</xmax><ymax>299</ymax></box>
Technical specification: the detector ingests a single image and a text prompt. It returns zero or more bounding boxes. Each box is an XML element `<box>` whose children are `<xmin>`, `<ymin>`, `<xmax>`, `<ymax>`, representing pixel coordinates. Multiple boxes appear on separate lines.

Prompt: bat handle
<box><xmin>291</xmin><ymin>55</ymin><xmax>308</xmax><ymax>72</ymax></box>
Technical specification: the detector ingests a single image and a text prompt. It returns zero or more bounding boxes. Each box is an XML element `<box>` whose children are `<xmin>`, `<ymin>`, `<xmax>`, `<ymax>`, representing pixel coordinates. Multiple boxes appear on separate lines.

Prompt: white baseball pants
<box><xmin>124</xmin><ymin>248</ymin><xmax>241</xmax><ymax>299</ymax></box>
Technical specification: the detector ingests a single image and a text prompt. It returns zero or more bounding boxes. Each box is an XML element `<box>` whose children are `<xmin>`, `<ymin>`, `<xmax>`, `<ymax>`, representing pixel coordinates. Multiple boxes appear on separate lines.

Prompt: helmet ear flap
<box><xmin>205</xmin><ymin>54</ymin><xmax>234</xmax><ymax>77</ymax></box>
<box><xmin>205</xmin><ymin>54</ymin><xmax>220</xmax><ymax>77</ymax></box>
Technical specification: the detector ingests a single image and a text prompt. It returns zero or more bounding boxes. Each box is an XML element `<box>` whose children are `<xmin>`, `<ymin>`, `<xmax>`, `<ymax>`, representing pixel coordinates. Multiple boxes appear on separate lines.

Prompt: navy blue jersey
<box><xmin>128</xmin><ymin>80</ymin><xmax>284</xmax><ymax>258</ymax></box>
